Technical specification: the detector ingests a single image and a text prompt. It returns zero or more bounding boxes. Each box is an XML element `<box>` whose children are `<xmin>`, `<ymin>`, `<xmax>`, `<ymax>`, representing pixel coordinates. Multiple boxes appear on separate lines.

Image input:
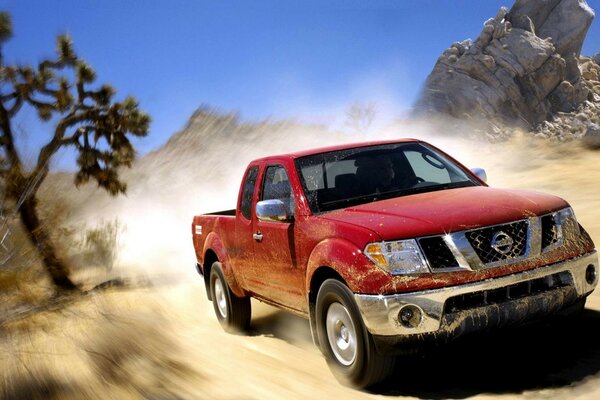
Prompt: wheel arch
<box><xmin>305</xmin><ymin>237</ymin><xmax>373</xmax><ymax>294</ymax></box>
<box><xmin>203</xmin><ymin>249</ymin><xmax>219</xmax><ymax>301</ymax></box>
<box><xmin>202</xmin><ymin>232</ymin><xmax>245</xmax><ymax>297</ymax></box>
<box><xmin>307</xmin><ymin>266</ymin><xmax>347</xmax><ymax>348</ymax></box>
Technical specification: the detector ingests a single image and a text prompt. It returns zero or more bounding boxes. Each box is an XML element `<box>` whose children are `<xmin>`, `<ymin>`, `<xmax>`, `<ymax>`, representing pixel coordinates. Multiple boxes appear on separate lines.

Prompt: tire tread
<box><xmin>210</xmin><ymin>262</ymin><xmax>251</xmax><ymax>333</ymax></box>
<box><xmin>316</xmin><ymin>278</ymin><xmax>395</xmax><ymax>388</ymax></box>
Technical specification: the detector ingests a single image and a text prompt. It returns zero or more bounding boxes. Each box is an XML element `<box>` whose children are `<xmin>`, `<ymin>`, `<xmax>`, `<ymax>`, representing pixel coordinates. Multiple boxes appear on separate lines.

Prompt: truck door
<box><xmin>233</xmin><ymin>165</ymin><xmax>260</xmax><ymax>289</ymax></box>
<box><xmin>250</xmin><ymin>164</ymin><xmax>306</xmax><ymax>311</ymax></box>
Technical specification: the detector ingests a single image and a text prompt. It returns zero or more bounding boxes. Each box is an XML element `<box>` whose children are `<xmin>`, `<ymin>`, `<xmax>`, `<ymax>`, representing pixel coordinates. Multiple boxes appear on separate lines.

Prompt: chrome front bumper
<box><xmin>354</xmin><ymin>251</ymin><xmax>598</xmax><ymax>337</ymax></box>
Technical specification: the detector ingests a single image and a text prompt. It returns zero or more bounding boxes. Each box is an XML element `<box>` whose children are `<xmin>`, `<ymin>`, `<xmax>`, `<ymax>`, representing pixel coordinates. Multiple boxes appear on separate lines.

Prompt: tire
<box><xmin>209</xmin><ymin>262</ymin><xmax>251</xmax><ymax>333</ymax></box>
<box><xmin>561</xmin><ymin>297</ymin><xmax>586</xmax><ymax>318</ymax></box>
<box><xmin>553</xmin><ymin>297</ymin><xmax>586</xmax><ymax>321</ymax></box>
<box><xmin>315</xmin><ymin>279</ymin><xmax>395</xmax><ymax>388</ymax></box>
<box><xmin>541</xmin><ymin>297</ymin><xmax>586</xmax><ymax>335</ymax></box>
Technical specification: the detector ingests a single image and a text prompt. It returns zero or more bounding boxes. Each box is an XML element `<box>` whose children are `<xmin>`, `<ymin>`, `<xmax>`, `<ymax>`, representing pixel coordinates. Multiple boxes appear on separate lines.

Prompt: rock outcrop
<box><xmin>415</xmin><ymin>0</ymin><xmax>597</xmax><ymax>128</ymax></box>
<box><xmin>499</xmin><ymin>55</ymin><xmax>600</xmax><ymax>143</ymax></box>
<box><xmin>582</xmin><ymin>123</ymin><xmax>600</xmax><ymax>148</ymax></box>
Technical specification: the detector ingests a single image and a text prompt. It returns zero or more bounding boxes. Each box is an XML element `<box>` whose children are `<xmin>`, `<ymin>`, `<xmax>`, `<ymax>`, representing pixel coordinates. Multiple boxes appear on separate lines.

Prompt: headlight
<box><xmin>544</xmin><ymin>207</ymin><xmax>580</xmax><ymax>250</ymax></box>
<box><xmin>364</xmin><ymin>239</ymin><xmax>430</xmax><ymax>275</ymax></box>
<box><xmin>556</xmin><ymin>206</ymin><xmax>580</xmax><ymax>238</ymax></box>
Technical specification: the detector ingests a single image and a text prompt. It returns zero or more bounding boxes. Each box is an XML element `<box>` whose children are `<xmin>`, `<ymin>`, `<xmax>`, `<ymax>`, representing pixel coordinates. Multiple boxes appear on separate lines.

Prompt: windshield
<box><xmin>295</xmin><ymin>142</ymin><xmax>480</xmax><ymax>213</ymax></box>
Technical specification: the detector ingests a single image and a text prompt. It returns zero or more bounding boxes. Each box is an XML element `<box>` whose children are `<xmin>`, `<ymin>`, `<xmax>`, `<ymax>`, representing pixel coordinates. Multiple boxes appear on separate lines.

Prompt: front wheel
<box><xmin>316</xmin><ymin>279</ymin><xmax>395</xmax><ymax>388</ymax></box>
<box><xmin>209</xmin><ymin>262</ymin><xmax>251</xmax><ymax>333</ymax></box>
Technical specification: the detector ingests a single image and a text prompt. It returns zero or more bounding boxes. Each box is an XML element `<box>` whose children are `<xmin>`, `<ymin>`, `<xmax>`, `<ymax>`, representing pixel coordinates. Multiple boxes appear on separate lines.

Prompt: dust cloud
<box><xmin>6</xmin><ymin>111</ymin><xmax>600</xmax><ymax>399</ymax></box>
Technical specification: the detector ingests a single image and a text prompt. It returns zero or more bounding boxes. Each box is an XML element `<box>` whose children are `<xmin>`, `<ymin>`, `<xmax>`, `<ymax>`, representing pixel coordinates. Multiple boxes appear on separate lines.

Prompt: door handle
<box><xmin>253</xmin><ymin>232</ymin><xmax>263</xmax><ymax>242</ymax></box>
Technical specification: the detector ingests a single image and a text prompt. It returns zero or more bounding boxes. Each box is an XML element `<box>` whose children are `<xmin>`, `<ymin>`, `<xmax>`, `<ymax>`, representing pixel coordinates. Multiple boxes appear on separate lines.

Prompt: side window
<box><xmin>262</xmin><ymin>165</ymin><xmax>295</xmax><ymax>217</ymax></box>
<box><xmin>240</xmin><ymin>166</ymin><xmax>259</xmax><ymax>220</ymax></box>
<box><xmin>301</xmin><ymin>164</ymin><xmax>324</xmax><ymax>191</ymax></box>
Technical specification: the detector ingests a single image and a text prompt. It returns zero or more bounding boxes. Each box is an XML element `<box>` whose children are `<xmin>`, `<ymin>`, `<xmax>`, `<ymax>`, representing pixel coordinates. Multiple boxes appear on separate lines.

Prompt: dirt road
<box><xmin>3</xmin><ymin>132</ymin><xmax>600</xmax><ymax>399</ymax></box>
<box><xmin>115</xmin><ymin>134</ymin><xmax>600</xmax><ymax>399</ymax></box>
<box><xmin>136</xmin><ymin>134</ymin><xmax>600</xmax><ymax>399</ymax></box>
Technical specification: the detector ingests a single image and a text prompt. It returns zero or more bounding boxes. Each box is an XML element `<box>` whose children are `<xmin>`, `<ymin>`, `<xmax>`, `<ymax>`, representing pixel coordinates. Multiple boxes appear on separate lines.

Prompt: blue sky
<box><xmin>2</xmin><ymin>0</ymin><xmax>600</xmax><ymax>168</ymax></box>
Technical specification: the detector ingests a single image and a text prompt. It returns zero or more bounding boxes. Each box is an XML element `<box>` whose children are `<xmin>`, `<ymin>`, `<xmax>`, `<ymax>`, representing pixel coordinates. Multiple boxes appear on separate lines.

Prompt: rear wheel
<box><xmin>316</xmin><ymin>279</ymin><xmax>395</xmax><ymax>388</ymax></box>
<box><xmin>209</xmin><ymin>262</ymin><xmax>251</xmax><ymax>333</ymax></box>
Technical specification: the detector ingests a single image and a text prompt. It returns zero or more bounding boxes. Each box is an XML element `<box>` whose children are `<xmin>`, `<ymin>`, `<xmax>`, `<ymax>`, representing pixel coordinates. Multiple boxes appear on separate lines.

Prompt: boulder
<box><xmin>509</xmin><ymin>0</ymin><xmax>594</xmax><ymax>83</ymax></box>
<box><xmin>532</xmin><ymin>55</ymin><xmax>566</xmax><ymax>98</ymax></box>
<box><xmin>508</xmin><ymin>0</ymin><xmax>562</xmax><ymax>32</ymax></box>
<box><xmin>549</xmin><ymin>80</ymin><xmax>590</xmax><ymax>112</ymax></box>
<box><xmin>582</xmin><ymin>123</ymin><xmax>600</xmax><ymax>149</ymax></box>
<box><xmin>510</xmin><ymin>0</ymin><xmax>594</xmax><ymax>60</ymax></box>
<box><xmin>415</xmin><ymin>0</ymin><xmax>596</xmax><ymax>128</ymax></box>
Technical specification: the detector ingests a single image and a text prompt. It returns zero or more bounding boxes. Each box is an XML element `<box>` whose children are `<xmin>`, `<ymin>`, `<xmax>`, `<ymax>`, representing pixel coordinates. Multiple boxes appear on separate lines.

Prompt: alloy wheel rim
<box><xmin>325</xmin><ymin>302</ymin><xmax>357</xmax><ymax>366</ymax></box>
<box><xmin>214</xmin><ymin>278</ymin><xmax>228</xmax><ymax>318</ymax></box>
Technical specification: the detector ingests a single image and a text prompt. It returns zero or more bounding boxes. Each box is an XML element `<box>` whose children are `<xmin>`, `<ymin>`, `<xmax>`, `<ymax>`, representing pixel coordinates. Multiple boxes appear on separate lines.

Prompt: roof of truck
<box><xmin>253</xmin><ymin>138</ymin><xmax>422</xmax><ymax>162</ymax></box>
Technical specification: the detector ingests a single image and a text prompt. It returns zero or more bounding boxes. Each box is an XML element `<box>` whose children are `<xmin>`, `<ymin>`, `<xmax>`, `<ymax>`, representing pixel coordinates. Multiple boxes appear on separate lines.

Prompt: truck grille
<box><xmin>417</xmin><ymin>214</ymin><xmax>574</xmax><ymax>273</ymax></box>
<box><xmin>444</xmin><ymin>271</ymin><xmax>573</xmax><ymax>313</ymax></box>
<box><xmin>541</xmin><ymin>214</ymin><xmax>559</xmax><ymax>250</ymax></box>
<box><xmin>465</xmin><ymin>220</ymin><xmax>528</xmax><ymax>264</ymax></box>
<box><xmin>419</xmin><ymin>237</ymin><xmax>459</xmax><ymax>270</ymax></box>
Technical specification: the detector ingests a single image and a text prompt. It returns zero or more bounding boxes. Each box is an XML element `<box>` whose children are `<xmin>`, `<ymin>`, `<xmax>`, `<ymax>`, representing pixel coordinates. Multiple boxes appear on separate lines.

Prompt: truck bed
<box><xmin>203</xmin><ymin>209</ymin><xmax>236</xmax><ymax>216</ymax></box>
<box><xmin>192</xmin><ymin>212</ymin><xmax>237</xmax><ymax>271</ymax></box>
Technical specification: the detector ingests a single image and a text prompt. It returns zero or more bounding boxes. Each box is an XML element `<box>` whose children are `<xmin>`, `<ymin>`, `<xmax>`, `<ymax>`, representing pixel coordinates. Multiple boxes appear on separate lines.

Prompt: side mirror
<box><xmin>470</xmin><ymin>167</ymin><xmax>487</xmax><ymax>183</ymax></box>
<box><xmin>256</xmin><ymin>199</ymin><xmax>290</xmax><ymax>222</ymax></box>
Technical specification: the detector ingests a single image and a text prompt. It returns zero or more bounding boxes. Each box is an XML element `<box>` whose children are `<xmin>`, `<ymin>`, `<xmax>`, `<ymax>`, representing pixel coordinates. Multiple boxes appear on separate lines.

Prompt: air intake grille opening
<box><xmin>541</xmin><ymin>214</ymin><xmax>560</xmax><ymax>250</ymax></box>
<box><xmin>419</xmin><ymin>237</ymin><xmax>459</xmax><ymax>269</ymax></box>
<box><xmin>444</xmin><ymin>271</ymin><xmax>573</xmax><ymax>313</ymax></box>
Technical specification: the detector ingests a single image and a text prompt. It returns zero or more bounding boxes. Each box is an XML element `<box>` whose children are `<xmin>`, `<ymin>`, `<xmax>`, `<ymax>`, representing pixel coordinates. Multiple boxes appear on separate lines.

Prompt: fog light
<box><xmin>586</xmin><ymin>264</ymin><xmax>597</xmax><ymax>284</ymax></box>
<box><xmin>398</xmin><ymin>305</ymin><xmax>422</xmax><ymax>328</ymax></box>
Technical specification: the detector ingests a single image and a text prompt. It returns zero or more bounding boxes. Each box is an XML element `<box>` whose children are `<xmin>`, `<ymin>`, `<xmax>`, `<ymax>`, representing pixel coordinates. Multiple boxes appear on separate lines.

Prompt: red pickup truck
<box><xmin>192</xmin><ymin>139</ymin><xmax>598</xmax><ymax>388</ymax></box>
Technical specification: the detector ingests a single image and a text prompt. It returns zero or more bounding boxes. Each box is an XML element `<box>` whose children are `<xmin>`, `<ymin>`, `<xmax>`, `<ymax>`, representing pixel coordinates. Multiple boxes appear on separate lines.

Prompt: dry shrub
<box><xmin>79</xmin><ymin>219</ymin><xmax>123</xmax><ymax>271</ymax></box>
<box><xmin>1</xmin><ymin>370</ymin><xmax>73</xmax><ymax>400</ymax></box>
<box><xmin>0</xmin><ymin>265</ymin><xmax>49</xmax><ymax>312</ymax></box>
<box><xmin>0</xmin><ymin>290</ymin><xmax>206</xmax><ymax>399</ymax></box>
<box><xmin>0</xmin><ymin>183</ymin><xmax>76</xmax><ymax>306</ymax></box>
<box><xmin>57</xmin><ymin>219</ymin><xmax>124</xmax><ymax>274</ymax></box>
<box><xmin>0</xmin><ymin>214</ymin><xmax>52</xmax><ymax>312</ymax></box>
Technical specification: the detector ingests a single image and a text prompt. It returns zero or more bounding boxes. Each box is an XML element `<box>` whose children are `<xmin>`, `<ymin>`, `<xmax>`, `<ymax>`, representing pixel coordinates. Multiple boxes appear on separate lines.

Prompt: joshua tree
<box><xmin>0</xmin><ymin>12</ymin><xmax>150</xmax><ymax>291</ymax></box>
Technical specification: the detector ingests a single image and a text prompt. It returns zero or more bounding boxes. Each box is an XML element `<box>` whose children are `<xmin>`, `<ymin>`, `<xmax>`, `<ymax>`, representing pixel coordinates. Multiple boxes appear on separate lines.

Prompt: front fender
<box><xmin>306</xmin><ymin>237</ymin><xmax>388</xmax><ymax>294</ymax></box>
<box><xmin>203</xmin><ymin>232</ymin><xmax>245</xmax><ymax>297</ymax></box>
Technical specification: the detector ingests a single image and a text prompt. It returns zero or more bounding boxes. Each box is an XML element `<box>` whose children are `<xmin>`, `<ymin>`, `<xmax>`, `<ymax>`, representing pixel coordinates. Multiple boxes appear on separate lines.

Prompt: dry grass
<box><xmin>0</xmin><ymin>191</ymin><xmax>124</xmax><ymax>314</ymax></box>
<box><xmin>0</xmin><ymin>289</ymin><xmax>207</xmax><ymax>400</ymax></box>
<box><xmin>0</xmin><ymin>215</ymin><xmax>54</xmax><ymax>316</ymax></box>
<box><xmin>2</xmin><ymin>111</ymin><xmax>600</xmax><ymax>399</ymax></box>
<box><xmin>0</xmin><ymin>193</ymin><xmax>203</xmax><ymax>398</ymax></box>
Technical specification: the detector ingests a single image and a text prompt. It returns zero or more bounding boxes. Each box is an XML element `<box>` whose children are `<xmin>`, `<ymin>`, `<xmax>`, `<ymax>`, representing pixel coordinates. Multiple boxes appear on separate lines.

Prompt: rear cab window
<box><xmin>240</xmin><ymin>166</ymin><xmax>259</xmax><ymax>220</ymax></box>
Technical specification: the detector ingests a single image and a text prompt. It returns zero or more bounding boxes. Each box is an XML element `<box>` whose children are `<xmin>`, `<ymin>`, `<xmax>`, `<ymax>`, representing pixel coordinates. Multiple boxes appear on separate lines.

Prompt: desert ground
<box><xmin>2</xmin><ymin>123</ymin><xmax>600</xmax><ymax>400</ymax></box>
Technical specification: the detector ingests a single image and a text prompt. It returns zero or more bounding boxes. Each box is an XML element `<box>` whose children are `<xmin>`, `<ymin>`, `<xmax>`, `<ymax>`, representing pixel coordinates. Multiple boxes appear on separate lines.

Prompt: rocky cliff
<box><xmin>415</xmin><ymin>0</ymin><xmax>599</xmax><ymax>132</ymax></box>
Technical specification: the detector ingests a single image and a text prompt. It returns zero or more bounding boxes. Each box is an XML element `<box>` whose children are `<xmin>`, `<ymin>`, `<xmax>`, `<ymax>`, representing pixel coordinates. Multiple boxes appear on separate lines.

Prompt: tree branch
<box><xmin>27</xmin><ymin>110</ymin><xmax>96</xmax><ymax>197</ymax></box>
<box><xmin>39</xmin><ymin>87</ymin><xmax>60</xmax><ymax>98</ymax></box>
<box><xmin>7</xmin><ymin>95</ymin><xmax>22</xmax><ymax>117</ymax></box>
<box><xmin>76</xmin><ymin>81</ymin><xmax>85</xmax><ymax>103</ymax></box>
<box><xmin>24</xmin><ymin>93</ymin><xmax>54</xmax><ymax>110</ymax></box>
<box><xmin>0</xmin><ymin>91</ymin><xmax>17</xmax><ymax>102</ymax></box>
<box><xmin>0</xmin><ymin>91</ymin><xmax>23</xmax><ymax>117</ymax></box>
<box><xmin>0</xmin><ymin>99</ymin><xmax>24</xmax><ymax>175</ymax></box>
<box><xmin>38</xmin><ymin>59</ymin><xmax>65</xmax><ymax>71</ymax></box>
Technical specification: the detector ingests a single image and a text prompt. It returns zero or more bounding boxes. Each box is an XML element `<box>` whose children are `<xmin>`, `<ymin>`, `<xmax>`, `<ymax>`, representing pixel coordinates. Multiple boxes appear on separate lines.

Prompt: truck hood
<box><xmin>319</xmin><ymin>186</ymin><xmax>568</xmax><ymax>241</ymax></box>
